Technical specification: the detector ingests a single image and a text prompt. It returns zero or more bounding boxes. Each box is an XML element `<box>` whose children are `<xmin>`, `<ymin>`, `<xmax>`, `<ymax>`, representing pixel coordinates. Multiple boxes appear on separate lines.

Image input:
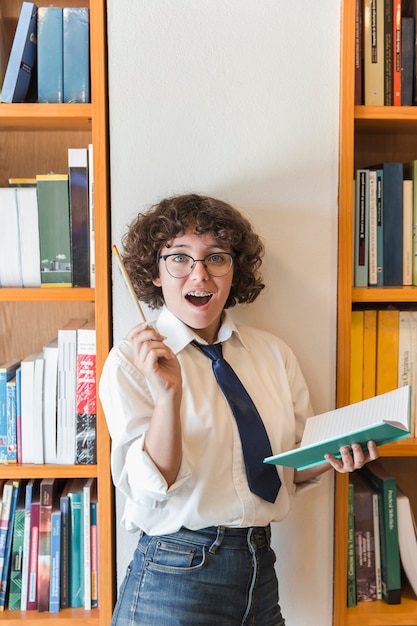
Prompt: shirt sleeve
<box><xmin>99</xmin><ymin>340</ymin><xmax>191</xmax><ymax>509</ymax></box>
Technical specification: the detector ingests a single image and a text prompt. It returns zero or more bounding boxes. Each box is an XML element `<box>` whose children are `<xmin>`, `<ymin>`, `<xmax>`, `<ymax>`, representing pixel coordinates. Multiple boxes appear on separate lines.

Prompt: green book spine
<box><xmin>36</xmin><ymin>174</ymin><xmax>72</xmax><ymax>286</ymax></box>
<box><xmin>347</xmin><ymin>483</ymin><xmax>357</xmax><ymax>608</ymax></box>
<box><xmin>8</xmin><ymin>507</ymin><xmax>25</xmax><ymax>610</ymax></box>
<box><xmin>361</xmin><ymin>465</ymin><xmax>401</xmax><ymax>604</ymax></box>
<box><xmin>68</xmin><ymin>480</ymin><xmax>84</xmax><ymax>608</ymax></box>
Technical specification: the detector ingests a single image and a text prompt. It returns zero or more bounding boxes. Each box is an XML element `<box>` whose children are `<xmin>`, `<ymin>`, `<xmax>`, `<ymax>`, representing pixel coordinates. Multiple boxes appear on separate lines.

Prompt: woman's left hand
<box><xmin>324</xmin><ymin>440</ymin><xmax>379</xmax><ymax>473</ymax></box>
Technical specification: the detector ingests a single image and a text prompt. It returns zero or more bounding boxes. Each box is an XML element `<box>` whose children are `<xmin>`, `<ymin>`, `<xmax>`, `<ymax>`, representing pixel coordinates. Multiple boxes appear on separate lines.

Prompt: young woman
<box><xmin>99</xmin><ymin>193</ymin><xmax>378</xmax><ymax>626</ymax></box>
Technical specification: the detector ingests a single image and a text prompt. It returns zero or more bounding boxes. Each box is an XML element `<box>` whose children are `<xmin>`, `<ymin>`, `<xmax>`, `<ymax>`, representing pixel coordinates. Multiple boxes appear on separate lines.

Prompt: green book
<box><xmin>8</xmin><ymin>485</ymin><xmax>26</xmax><ymax>610</ymax></box>
<box><xmin>347</xmin><ymin>482</ymin><xmax>357</xmax><ymax>608</ymax></box>
<box><xmin>361</xmin><ymin>462</ymin><xmax>401</xmax><ymax>604</ymax></box>
<box><xmin>67</xmin><ymin>478</ymin><xmax>85</xmax><ymax>608</ymax></box>
<box><xmin>36</xmin><ymin>174</ymin><xmax>72</xmax><ymax>286</ymax></box>
<box><xmin>264</xmin><ymin>386</ymin><xmax>411</xmax><ymax>470</ymax></box>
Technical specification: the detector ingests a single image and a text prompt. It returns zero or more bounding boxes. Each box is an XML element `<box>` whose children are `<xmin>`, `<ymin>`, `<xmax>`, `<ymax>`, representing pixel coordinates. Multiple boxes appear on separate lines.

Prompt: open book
<box><xmin>264</xmin><ymin>385</ymin><xmax>411</xmax><ymax>470</ymax></box>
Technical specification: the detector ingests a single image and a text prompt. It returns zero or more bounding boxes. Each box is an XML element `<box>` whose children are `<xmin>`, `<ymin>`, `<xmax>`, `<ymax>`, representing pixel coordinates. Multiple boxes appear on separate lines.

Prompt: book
<box><xmin>363</xmin><ymin>0</ymin><xmax>384</xmax><ymax>105</ymax></box>
<box><xmin>398</xmin><ymin>310</ymin><xmax>417</xmax><ymax>435</ymax></box>
<box><xmin>57</xmin><ymin>319</ymin><xmax>87</xmax><ymax>464</ymax></box>
<box><xmin>375</xmin><ymin>167</ymin><xmax>383</xmax><ymax>285</ymax></box>
<box><xmin>0</xmin><ymin>188</ymin><xmax>22</xmax><ymax>287</ymax></box>
<box><xmin>27</xmin><ymin>481</ymin><xmax>41</xmax><ymax>610</ymax></box>
<box><xmin>59</xmin><ymin>481</ymin><xmax>70</xmax><ymax>609</ymax></box>
<box><xmin>354</xmin><ymin>170</ymin><xmax>369</xmax><ymax>287</ymax></box>
<box><xmin>403</xmin><ymin>179</ymin><xmax>413</xmax><ymax>285</ymax></box>
<box><xmin>8</xmin><ymin>484</ymin><xmax>26</xmax><ymax>610</ymax></box>
<box><xmin>350</xmin><ymin>472</ymin><xmax>377</xmax><ymax>602</ymax></box>
<box><xmin>37</xmin><ymin>6</ymin><xmax>63</xmax><ymax>103</ymax></box>
<box><xmin>42</xmin><ymin>338</ymin><xmax>58</xmax><ymax>464</ymax></box>
<box><xmin>350</xmin><ymin>311</ymin><xmax>364</xmax><ymax>404</ymax></box>
<box><xmin>347</xmin><ymin>482</ymin><xmax>357</xmax><ymax>607</ymax></box>
<box><xmin>355</xmin><ymin>0</ymin><xmax>363</xmax><ymax>104</ymax></box>
<box><xmin>404</xmin><ymin>160</ymin><xmax>417</xmax><ymax>285</ymax></box>
<box><xmin>63</xmin><ymin>8</ymin><xmax>90</xmax><ymax>103</ymax></box>
<box><xmin>32</xmin><ymin>352</ymin><xmax>45</xmax><ymax>465</ymax></box>
<box><xmin>0</xmin><ymin>359</ymin><xmax>20</xmax><ymax>463</ymax></box>
<box><xmin>396</xmin><ymin>487</ymin><xmax>417</xmax><ymax>596</ymax></box>
<box><xmin>0</xmin><ymin>480</ymin><xmax>20</xmax><ymax>609</ymax></box>
<box><xmin>68</xmin><ymin>147</ymin><xmax>90</xmax><ymax>287</ymax></box>
<box><xmin>15</xmin><ymin>368</ymin><xmax>22</xmax><ymax>465</ymax></box>
<box><xmin>90</xmin><ymin>485</ymin><xmax>98</xmax><ymax>609</ymax></box>
<box><xmin>67</xmin><ymin>478</ymin><xmax>86</xmax><ymax>608</ymax></box>
<box><xmin>76</xmin><ymin>321</ymin><xmax>96</xmax><ymax>464</ymax></box>
<box><xmin>37</xmin><ymin>478</ymin><xmax>58</xmax><ymax>612</ymax></box>
<box><xmin>0</xmin><ymin>481</ymin><xmax>16</xmax><ymax>585</ymax></box>
<box><xmin>363</xmin><ymin>309</ymin><xmax>377</xmax><ymax>400</ymax></box>
<box><xmin>83</xmin><ymin>478</ymin><xmax>95</xmax><ymax>609</ymax></box>
<box><xmin>393</xmin><ymin>0</ymin><xmax>402</xmax><ymax>106</ymax></box>
<box><xmin>15</xmin><ymin>186</ymin><xmax>41</xmax><ymax>287</ymax></box>
<box><xmin>372</xmin><ymin>490</ymin><xmax>382</xmax><ymax>599</ymax></box>
<box><xmin>368</xmin><ymin>169</ymin><xmax>378</xmax><ymax>285</ymax></box>
<box><xmin>20</xmin><ymin>479</ymin><xmax>38</xmax><ymax>610</ymax></box>
<box><xmin>376</xmin><ymin>309</ymin><xmax>399</xmax><ymax>394</ymax></box>
<box><xmin>264</xmin><ymin>385</ymin><xmax>411</xmax><ymax>470</ymax></box>
<box><xmin>6</xmin><ymin>375</ymin><xmax>17</xmax><ymax>464</ymax></box>
<box><xmin>383</xmin><ymin>0</ymin><xmax>393</xmax><ymax>105</ymax></box>
<box><xmin>49</xmin><ymin>496</ymin><xmax>61</xmax><ymax>612</ymax></box>
<box><xmin>20</xmin><ymin>352</ymin><xmax>38</xmax><ymax>464</ymax></box>
<box><xmin>361</xmin><ymin>462</ymin><xmax>401</xmax><ymax>604</ymax></box>
<box><xmin>382</xmin><ymin>162</ymin><xmax>403</xmax><ymax>285</ymax></box>
<box><xmin>0</xmin><ymin>2</ymin><xmax>37</xmax><ymax>103</ymax></box>
<box><xmin>36</xmin><ymin>174</ymin><xmax>72</xmax><ymax>286</ymax></box>
<box><xmin>401</xmin><ymin>17</ymin><xmax>415</xmax><ymax>105</ymax></box>
<box><xmin>88</xmin><ymin>143</ymin><xmax>95</xmax><ymax>288</ymax></box>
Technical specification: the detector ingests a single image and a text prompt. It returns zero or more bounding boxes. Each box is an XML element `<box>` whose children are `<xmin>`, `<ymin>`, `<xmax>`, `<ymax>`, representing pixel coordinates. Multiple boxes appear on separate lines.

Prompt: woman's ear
<box><xmin>152</xmin><ymin>277</ymin><xmax>162</xmax><ymax>287</ymax></box>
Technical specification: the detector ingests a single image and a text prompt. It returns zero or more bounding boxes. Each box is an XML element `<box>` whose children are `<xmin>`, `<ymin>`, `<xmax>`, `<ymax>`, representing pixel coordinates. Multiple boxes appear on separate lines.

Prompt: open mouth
<box><xmin>186</xmin><ymin>290</ymin><xmax>213</xmax><ymax>306</ymax></box>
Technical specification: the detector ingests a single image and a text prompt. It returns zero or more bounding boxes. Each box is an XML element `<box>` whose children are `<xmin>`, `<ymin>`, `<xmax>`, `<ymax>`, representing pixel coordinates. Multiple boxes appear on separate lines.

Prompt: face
<box><xmin>153</xmin><ymin>229</ymin><xmax>234</xmax><ymax>344</ymax></box>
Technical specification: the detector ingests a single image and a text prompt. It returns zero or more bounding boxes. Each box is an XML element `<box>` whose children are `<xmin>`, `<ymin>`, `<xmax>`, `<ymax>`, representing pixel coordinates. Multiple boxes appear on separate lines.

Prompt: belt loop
<box><xmin>209</xmin><ymin>526</ymin><xmax>225</xmax><ymax>554</ymax></box>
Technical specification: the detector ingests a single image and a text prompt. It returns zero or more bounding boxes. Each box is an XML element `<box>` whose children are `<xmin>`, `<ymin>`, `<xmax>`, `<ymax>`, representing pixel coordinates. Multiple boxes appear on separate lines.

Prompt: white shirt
<box><xmin>99</xmin><ymin>308</ymin><xmax>315</xmax><ymax>535</ymax></box>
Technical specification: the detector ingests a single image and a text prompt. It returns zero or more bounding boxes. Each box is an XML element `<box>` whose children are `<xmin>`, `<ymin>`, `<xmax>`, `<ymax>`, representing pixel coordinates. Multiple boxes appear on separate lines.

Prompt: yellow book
<box><xmin>363</xmin><ymin>309</ymin><xmax>377</xmax><ymax>399</ymax></box>
<box><xmin>376</xmin><ymin>310</ymin><xmax>399</xmax><ymax>395</ymax></box>
<box><xmin>350</xmin><ymin>310</ymin><xmax>364</xmax><ymax>404</ymax></box>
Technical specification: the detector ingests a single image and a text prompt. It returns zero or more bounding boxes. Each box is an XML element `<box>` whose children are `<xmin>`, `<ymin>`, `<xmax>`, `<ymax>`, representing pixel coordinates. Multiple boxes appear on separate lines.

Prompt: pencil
<box><xmin>112</xmin><ymin>244</ymin><xmax>146</xmax><ymax>322</ymax></box>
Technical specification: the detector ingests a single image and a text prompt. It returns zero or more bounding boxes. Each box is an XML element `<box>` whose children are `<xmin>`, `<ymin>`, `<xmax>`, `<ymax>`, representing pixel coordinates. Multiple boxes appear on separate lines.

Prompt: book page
<box><xmin>301</xmin><ymin>385</ymin><xmax>410</xmax><ymax>447</ymax></box>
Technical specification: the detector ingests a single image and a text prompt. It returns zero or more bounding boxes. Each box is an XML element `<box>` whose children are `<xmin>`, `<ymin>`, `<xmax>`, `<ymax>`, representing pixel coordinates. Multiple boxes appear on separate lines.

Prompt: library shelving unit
<box><xmin>335</xmin><ymin>1</ymin><xmax>417</xmax><ymax>625</ymax></box>
<box><xmin>0</xmin><ymin>1</ymin><xmax>114</xmax><ymax>625</ymax></box>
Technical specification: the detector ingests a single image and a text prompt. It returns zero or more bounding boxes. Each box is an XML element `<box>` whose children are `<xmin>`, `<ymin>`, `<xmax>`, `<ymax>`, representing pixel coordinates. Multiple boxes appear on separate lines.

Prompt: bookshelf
<box><xmin>335</xmin><ymin>1</ymin><xmax>417</xmax><ymax>625</ymax></box>
<box><xmin>0</xmin><ymin>1</ymin><xmax>114</xmax><ymax>624</ymax></box>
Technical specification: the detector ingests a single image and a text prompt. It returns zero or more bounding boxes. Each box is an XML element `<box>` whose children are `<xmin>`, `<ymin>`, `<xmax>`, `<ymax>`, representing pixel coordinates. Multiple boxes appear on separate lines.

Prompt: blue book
<box><xmin>1</xmin><ymin>2</ymin><xmax>37</xmax><ymax>103</ymax></box>
<box><xmin>0</xmin><ymin>360</ymin><xmax>20</xmax><ymax>464</ymax></box>
<box><xmin>37</xmin><ymin>7</ymin><xmax>63</xmax><ymax>103</ymax></box>
<box><xmin>15</xmin><ymin>368</ymin><xmax>21</xmax><ymax>465</ymax></box>
<box><xmin>6</xmin><ymin>376</ymin><xmax>17</xmax><ymax>463</ymax></box>
<box><xmin>354</xmin><ymin>169</ymin><xmax>370</xmax><ymax>287</ymax></box>
<box><xmin>63</xmin><ymin>8</ymin><xmax>90</xmax><ymax>103</ymax></box>
<box><xmin>0</xmin><ymin>480</ymin><xmax>20</xmax><ymax>610</ymax></box>
<box><xmin>49</xmin><ymin>499</ymin><xmax>61</xmax><ymax>612</ymax></box>
<box><xmin>60</xmin><ymin>484</ymin><xmax>70</xmax><ymax>609</ymax></box>
<box><xmin>382</xmin><ymin>162</ymin><xmax>403</xmax><ymax>286</ymax></box>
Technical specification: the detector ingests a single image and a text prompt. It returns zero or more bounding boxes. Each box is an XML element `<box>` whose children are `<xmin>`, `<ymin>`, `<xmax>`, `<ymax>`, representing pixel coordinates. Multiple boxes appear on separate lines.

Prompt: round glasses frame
<box><xmin>160</xmin><ymin>252</ymin><xmax>235</xmax><ymax>278</ymax></box>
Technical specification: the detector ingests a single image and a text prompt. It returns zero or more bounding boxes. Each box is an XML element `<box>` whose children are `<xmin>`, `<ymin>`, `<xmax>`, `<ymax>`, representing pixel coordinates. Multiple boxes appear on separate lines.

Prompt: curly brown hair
<box><xmin>121</xmin><ymin>193</ymin><xmax>265</xmax><ymax>309</ymax></box>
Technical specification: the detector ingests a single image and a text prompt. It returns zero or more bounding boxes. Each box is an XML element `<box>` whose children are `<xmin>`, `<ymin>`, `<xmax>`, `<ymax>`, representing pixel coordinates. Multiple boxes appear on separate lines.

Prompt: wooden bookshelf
<box><xmin>0</xmin><ymin>1</ymin><xmax>114</xmax><ymax>624</ymax></box>
<box><xmin>335</xmin><ymin>2</ymin><xmax>417</xmax><ymax>625</ymax></box>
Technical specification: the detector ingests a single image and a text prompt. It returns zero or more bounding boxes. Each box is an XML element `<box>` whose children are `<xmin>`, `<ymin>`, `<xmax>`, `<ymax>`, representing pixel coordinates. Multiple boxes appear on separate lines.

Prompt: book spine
<box><xmin>37</xmin><ymin>480</ymin><xmax>54</xmax><ymax>612</ymax></box>
<box><xmin>350</xmin><ymin>311</ymin><xmax>364</xmax><ymax>403</ymax></box>
<box><xmin>393</xmin><ymin>0</ymin><xmax>402</xmax><ymax>105</ymax></box>
<box><xmin>347</xmin><ymin>483</ymin><xmax>357</xmax><ymax>607</ymax></box>
<box><xmin>373</xmin><ymin>492</ymin><xmax>382</xmax><ymax>599</ymax></box>
<box><xmin>6</xmin><ymin>376</ymin><xmax>17</xmax><ymax>463</ymax></box>
<box><xmin>354</xmin><ymin>170</ymin><xmax>370</xmax><ymax>287</ymax></box>
<box><xmin>364</xmin><ymin>0</ymin><xmax>384</xmax><ymax>105</ymax></box>
<box><xmin>0</xmin><ymin>482</ymin><xmax>13</xmax><ymax>582</ymax></box>
<box><xmin>69</xmin><ymin>491</ymin><xmax>84</xmax><ymax>608</ymax></box>
<box><xmin>60</xmin><ymin>495</ymin><xmax>69</xmax><ymax>608</ymax></box>
<box><xmin>383</xmin><ymin>0</ymin><xmax>393</xmax><ymax>105</ymax></box>
<box><xmin>27</xmin><ymin>502</ymin><xmax>40</xmax><ymax>610</ymax></box>
<box><xmin>376</xmin><ymin>168</ymin><xmax>384</xmax><ymax>285</ymax></box>
<box><xmin>76</xmin><ymin>327</ymin><xmax>97</xmax><ymax>464</ymax></box>
<box><xmin>49</xmin><ymin>509</ymin><xmax>61</xmax><ymax>612</ymax></box>
<box><xmin>37</xmin><ymin>7</ymin><xmax>63</xmax><ymax>103</ymax></box>
<box><xmin>0</xmin><ymin>481</ymin><xmax>20</xmax><ymax>609</ymax></box>
<box><xmin>63</xmin><ymin>8</ymin><xmax>90</xmax><ymax>103</ymax></box>
<box><xmin>68</xmin><ymin>148</ymin><xmax>90</xmax><ymax>287</ymax></box>
<box><xmin>90</xmin><ymin>499</ymin><xmax>98</xmax><ymax>608</ymax></box>
<box><xmin>368</xmin><ymin>170</ymin><xmax>377</xmax><ymax>285</ymax></box>
<box><xmin>376</xmin><ymin>309</ymin><xmax>400</xmax><ymax>395</ymax></box>
<box><xmin>363</xmin><ymin>309</ymin><xmax>377</xmax><ymax>400</ymax></box>
<box><xmin>20</xmin><ymin>481</ymin><xmax>33</xmax><ymax>610</ymax></box>
<box><xmin>403</xmin><ymin>179</ymin><xmax>413</xmax><ymax>285</ymax></box>
<box><xmin>382</xmin><ymin>162</ymin><xmax>403</xmax><ymax>286</ymax></box>
<box><xmin>8</xmin><ymin>507</ymin><xmax>25</xmax><ymax>610</ymax></box>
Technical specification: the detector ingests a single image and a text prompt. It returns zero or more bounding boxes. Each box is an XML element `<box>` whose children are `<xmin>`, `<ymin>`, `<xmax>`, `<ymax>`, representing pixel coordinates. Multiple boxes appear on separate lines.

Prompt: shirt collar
<box><xmin>154</xmin><ymin>306</ymin><xmax>246</xmax><ymax>354</ymax></box>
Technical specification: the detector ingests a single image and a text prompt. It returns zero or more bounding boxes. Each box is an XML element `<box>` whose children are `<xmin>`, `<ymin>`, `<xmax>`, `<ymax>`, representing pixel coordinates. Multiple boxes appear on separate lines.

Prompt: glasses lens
<box><xmin>164</xmin><ymin>253</ymin><xmax>233</xmax><ymax>277</ymax></box>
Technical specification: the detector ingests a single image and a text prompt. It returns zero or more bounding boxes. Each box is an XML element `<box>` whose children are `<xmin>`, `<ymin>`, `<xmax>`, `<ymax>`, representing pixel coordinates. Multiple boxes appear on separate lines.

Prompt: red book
<box><xmin>75</xmin><ymin>321</ymin><xmax>96</xmax><ymax>464</ymax></box>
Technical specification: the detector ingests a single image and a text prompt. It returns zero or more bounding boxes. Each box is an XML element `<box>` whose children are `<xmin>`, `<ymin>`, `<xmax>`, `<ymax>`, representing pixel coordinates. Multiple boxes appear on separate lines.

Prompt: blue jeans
<box><xmin>111</xmin><ymin>525</ymin><xmax>286</xmax><ymax>626</ymax></box>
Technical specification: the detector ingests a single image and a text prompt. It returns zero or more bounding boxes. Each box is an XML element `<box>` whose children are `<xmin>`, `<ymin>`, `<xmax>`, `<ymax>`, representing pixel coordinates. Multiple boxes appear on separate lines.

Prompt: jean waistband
<box><xmin>139</xmin><ymin>525</ymin><xmax>271</xmax><ymax>554</ymax></box>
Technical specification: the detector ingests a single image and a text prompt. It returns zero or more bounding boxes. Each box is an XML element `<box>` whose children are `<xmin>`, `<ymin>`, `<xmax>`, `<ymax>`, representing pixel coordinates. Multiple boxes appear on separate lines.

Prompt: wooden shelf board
<box><xmin>0</xmin><ymin>607</ymin><xmax>99</xmax><ymax>624</ymax></box>
<box><xmin>0</xmin><ymin>464</ymin><xmax>98</xmax><ymax>479</ymax></box>
<box><xmin>352</xmin><ymin>287</ymin><xmax>417</xmax><ymax>303</ymax></box>
<box><xmin>0</xmin><ymin>104</ymin><xmax>92</xmax><ymax>130</ymax></box>
<box><xmin>0</xmin><ymin>288</ymin><xmax>95</xmax><ymax>302</ymax></box>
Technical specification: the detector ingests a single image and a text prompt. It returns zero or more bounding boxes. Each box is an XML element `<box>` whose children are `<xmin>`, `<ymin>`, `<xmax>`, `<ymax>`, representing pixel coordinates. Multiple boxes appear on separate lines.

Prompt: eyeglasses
<box><xmin>160</xmin><ymin>252</ymin><xmax>235</xmax><ymax>278</ymax></box>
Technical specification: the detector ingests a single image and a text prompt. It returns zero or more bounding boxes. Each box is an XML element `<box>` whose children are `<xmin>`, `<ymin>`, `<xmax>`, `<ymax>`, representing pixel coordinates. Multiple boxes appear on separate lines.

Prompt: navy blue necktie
<box><xmin>193</xmin><ymin>341</ymin><xmax>281</xmax><ymax>503</ymax></box>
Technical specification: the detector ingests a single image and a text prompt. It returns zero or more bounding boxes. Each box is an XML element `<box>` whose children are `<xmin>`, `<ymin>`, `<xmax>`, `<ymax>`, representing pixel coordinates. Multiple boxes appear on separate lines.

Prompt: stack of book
<box><xmin>353</xmin><ymin>161</ymin><xmax>417</xmax><ymax>289</ymax></box>
<box><xmin>350</xmin><ymin>308</ymin><xmax>417</xmax><ymax>436</ymax></box>
<box><xmin>347</xmin><ymin>462</ymin><xmax>417</xmax><ymax>608</ymax></box>
<box><xmin>356</xmin><ymin>0</ymin><xmax>417</xmax><ymax>106</ymax></box>
<box><xmin>0</xmin><ymin>476</ymin><xmax>98</xmax><ymax>612</ymax></box>
<box><xmin>0</xmin><ymin>318</ymin><xmax>97</xmax><ymax>467</ymax></box>
<box><xmin>0</xmin><ymin>2</ymin><xmax>90</xmax><ymax>104</ymax></box>
<box><xmin>0</xmin><ymin>145</ymin><xmax>95</xmax><ymax>289</ymax></box>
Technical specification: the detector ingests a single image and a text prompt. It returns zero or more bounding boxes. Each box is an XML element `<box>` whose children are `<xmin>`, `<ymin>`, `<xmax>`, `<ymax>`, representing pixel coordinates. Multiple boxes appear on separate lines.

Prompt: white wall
<box><xmin>106</xmin><ymin>2</ymin><xmax>341</xmax><ymax>624</ymax></box>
